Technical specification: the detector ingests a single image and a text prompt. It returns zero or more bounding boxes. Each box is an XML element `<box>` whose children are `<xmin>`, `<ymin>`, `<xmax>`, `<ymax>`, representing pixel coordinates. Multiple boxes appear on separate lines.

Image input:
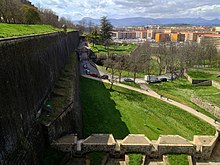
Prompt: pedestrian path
<box><xmin>82</xmin><ymin>75</ymin><xmax>220</xmax><ymax>129</ymax></box>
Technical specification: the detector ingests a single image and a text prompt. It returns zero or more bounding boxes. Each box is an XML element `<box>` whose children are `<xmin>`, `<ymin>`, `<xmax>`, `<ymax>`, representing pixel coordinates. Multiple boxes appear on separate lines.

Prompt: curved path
<box><xmin>82</xmin><ymin>75</ymin><xmax>220</xmax><ymax>130</ymax></box>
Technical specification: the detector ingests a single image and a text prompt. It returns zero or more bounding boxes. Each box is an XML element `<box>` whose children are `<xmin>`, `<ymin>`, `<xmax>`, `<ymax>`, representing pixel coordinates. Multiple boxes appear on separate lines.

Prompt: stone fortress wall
<box><xmin>0</xmin><ymin>31</ymin><xmax>81</xmax><ymax>164</ymax></box>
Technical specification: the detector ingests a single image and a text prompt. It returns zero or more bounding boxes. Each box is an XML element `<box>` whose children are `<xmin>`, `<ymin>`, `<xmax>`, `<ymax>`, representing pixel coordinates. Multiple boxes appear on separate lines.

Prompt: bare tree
<box><xmin>114</xmin><ymin>54</ymin><xmax>126</xmax><ymax>82</ymax></box>
<box><xmin>104</xmin><ymin>53</ymin><xmax>116</xmax><ymax>90</ymax></box>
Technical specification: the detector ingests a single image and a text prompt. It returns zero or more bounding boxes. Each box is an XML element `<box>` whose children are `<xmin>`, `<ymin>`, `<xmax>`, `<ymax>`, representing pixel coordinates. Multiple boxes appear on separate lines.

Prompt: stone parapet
<box><xmin>53</xmin><ymin>132</ymin><xmax>219</xmax><ymax>161</ymax></box>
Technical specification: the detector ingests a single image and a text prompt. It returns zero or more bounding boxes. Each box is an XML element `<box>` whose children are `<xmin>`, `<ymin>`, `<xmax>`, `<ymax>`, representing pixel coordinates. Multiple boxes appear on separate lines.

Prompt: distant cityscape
<box><xmin>111</xmin><ymin>26</ymin><xmax>220</xmax><ymax>51</ymax></box>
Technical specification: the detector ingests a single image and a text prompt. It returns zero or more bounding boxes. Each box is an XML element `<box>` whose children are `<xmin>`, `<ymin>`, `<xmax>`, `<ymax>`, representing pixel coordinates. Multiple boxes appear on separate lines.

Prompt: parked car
<box><xmin>83</xmin><ymin>64</ymin><xmax>88</xmax><ymax>69</ymax></box>
<box><xmin>145</xmin><ymin>75</ymin><xmax>161</xmax><ymax>83</ymax></box>
<box><xmin>159</xmin><ymin>78</ymin><xmax>167</xmax><ymax>82</ymax></box>
<box><xmin>101</xmin><ymin>75</ymin><xmax>109</xmax><ymax>79</ymax></box>
<box><xmin>84</xmin><ymin>69</ymin><xmax>90</xmax><ymax>75</ymax></box>
<box><xmin>89</xmin><ymin>73</ymin><xmax>99</xmax><ymax>78</ymax></box>
<box><xmin>124</xmin><ymin>78</ymin><xmax>134</xmax><ymax>82</ymax></box>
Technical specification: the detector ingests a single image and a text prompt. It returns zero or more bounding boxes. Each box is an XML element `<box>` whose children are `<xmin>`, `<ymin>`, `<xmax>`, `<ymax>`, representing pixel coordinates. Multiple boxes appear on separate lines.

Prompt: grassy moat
<box><xmin>80</xmin><ymin>77</ymin><xmax>215</xmax><ymax>164</ymax></box>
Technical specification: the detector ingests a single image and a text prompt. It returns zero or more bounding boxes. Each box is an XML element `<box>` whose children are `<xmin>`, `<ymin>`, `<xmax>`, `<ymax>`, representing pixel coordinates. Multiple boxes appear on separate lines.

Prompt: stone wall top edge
<box><xmin>0</xmin><ymin>31</ymin><xmax>78</xmax><ymax>43</ymax></box>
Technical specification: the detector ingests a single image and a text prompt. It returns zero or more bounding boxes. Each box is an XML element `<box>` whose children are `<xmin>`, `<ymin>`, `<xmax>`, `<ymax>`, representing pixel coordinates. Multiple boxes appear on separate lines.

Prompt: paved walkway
<box><xmin>82</xmin><ymin>75</ymin><xmax>220</xmax><ymax>129</ymax></box>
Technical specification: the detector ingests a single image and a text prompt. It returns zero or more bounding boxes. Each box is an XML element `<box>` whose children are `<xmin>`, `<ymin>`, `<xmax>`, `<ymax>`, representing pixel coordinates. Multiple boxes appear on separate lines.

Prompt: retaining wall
<box><xmin>191</xmin><ymin>96</ymin><xmax>220</xmax><ymax>118</ymax></box>
<box><xmin>0</xmin><ymin>31</ymin><xmax>80</xmax><ymax>164</ymax></box>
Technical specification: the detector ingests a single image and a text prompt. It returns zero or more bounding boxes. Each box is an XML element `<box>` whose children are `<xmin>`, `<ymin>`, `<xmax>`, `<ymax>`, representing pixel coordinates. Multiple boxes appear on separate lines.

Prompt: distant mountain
<box><xmin>73</xmin><ymin>17</ymin><xmax>220</xmax><ymax>26</ymax></box>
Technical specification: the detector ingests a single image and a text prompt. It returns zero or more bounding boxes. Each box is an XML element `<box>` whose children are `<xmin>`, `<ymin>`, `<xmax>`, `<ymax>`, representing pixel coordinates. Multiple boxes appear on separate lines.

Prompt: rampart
<box><xmin>0</xmin><ymin>31</ymin><xmax>80</xmax><ymax>164</ymax></box>
<box><xmin>53</xmin><ymin>132</ymin><xmax>219</xmax><ymax>161</ymax></box>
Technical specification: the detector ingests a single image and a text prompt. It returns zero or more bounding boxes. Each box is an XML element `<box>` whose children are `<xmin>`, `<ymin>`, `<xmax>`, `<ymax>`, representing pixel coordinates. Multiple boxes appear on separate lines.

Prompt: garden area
<box><xmin>80</xmin><ymin>77</ymin><xmax>215</xmax><ymax>164</ymax></box>
<box><xmin>89</xmin><ymin>43</ymin><xmax>137</xmax><ymax>56</ymax></box>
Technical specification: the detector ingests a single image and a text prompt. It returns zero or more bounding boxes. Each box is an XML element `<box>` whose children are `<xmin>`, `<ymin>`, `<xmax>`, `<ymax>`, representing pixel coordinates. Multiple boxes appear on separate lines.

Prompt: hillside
<box><xmin>74</xmin><ymin>17</ymin><xmax>220</xmax><ymax>26</ymax></box>
<box><xmin>0</xmin><ymin>23</ymin><xmax>61</xmax><ymax>38</ymax></box>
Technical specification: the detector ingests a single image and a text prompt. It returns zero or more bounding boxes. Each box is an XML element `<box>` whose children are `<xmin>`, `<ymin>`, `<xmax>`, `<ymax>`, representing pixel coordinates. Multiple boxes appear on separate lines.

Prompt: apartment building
<box><xmin>198</xmin><ymin>34</ymin><xmax>220</xmax><ymax>51</ymax></box>
<box><xmin>112</xmin><ymin>31</ymin><xmax>137</xmax><ymax>39</ymax></box>
<box><xmin>155</xmin><ymin>33</ymin><xmax>171</xmax><ymax>42</ymax></box>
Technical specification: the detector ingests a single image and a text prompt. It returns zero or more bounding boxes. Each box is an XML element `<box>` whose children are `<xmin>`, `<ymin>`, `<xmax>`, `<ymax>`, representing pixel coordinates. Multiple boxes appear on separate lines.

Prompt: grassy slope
<box><xmin>81</xmin><ymin>77</ymin><xmax>215</xmax><ymax>164</ymax></box>
<box><xmin>81</xmin><ymin>77</ymin><xmax>215</xmax><ymax>140</ymax></box>
<box><xmin>149</xmin><ymin>78</ymin><xmax>220</xmax><ymax>121</ymax></box>
<box><xmin>187</xmin><ymin>70</ymin><xmax>220</xmax><ymax>83</ymax></box>
<box><xmin>191</xmin><ymin>67</ymin><xmax>220</xmax><ymax>72</ymax></box>
<box><xmin>0</xmin><ymin>23</ymin><xmax>61</xmax><ymax>38</ymax></box>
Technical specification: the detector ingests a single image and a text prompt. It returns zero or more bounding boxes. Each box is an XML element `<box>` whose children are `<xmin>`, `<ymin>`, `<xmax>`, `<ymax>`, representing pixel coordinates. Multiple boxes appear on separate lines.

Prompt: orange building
<box><xmin>171</xmin><ymin>33</ymin><xmax>185</xmax><ymax>42</ymax></box>
<box><xmin>155</xmin><ymin>33</ymin><xmax>171</xmax><ymax>42</ymax></box>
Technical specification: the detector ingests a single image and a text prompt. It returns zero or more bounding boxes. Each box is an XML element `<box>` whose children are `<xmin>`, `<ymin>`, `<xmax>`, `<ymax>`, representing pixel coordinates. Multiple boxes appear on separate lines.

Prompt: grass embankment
<box><xmin>187</xmin><ymin>70</ymin><xmax>220</xmax><ymax>83</ymax></box>
<box><xmin>81</xmin><ymin>77</ymin><xmax>215</xmax><ymax>164</ymax></box>
<box><xmin>148</xmin><ymin>78</ymin><xmax>220</xmax><ymax>121</ymax></box>
<box><xmin>90</xmin><ymin>43</ymin><xmax>137</xmax><ymax>56</ymax></box>
<box><xmin>0</xmin><ymin>23</ymin><xmax>69</xmax><ymax>38</ymax></box>
<box><xmin>40</xmin><ymin>53</ymin><xmax>77</xmax><ymax>125</ymax></box>
<box><xmin>168</xmin><ymin>154</ymin><xmax>189</xmax><ymax>165</ymax></box>
<box><xmin>191</xmin><ymin>67</ymin><xmax>220</xmax><ymax>72</ymax></box>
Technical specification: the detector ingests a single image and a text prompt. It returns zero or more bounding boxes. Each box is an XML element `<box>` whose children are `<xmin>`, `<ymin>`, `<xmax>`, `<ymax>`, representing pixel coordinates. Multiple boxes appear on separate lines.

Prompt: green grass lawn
<box><xmin>148</xmin><ymin>78</ymin><xmax>220</xmax><ymax>121</ymax></box>
<box><xmin>129</xmin><ymin>154</ymin><xmax>143</xmax><ymax>165</ymax></box>
<box><xmin>90</xmin><ymin>43</ymin><xmax>137</xmax><ymax>56</ymax></box>
<box><xmin>187</xmin><ymin>70</ymin><xmax>220</xmax><ymax>83</ymax></box>
<box><xmin>81</xmin><ymin>77</ymin><xmax>215</xmax><ymax>139</ymax></box>
<box><xmin>0</xmin><ymin>23</ymin><xmax>65</xmax><ymax>38</ymax></box>
<box><xmin>168</xmin><ymin>154</ymin><xmax>189</xmax><ymax>165</ymax></box>
<box><xmin>80</xmin><ymin>77</ymin><xmax>215</xmax><ymax>164</ymax></box>
<box><xmin>191</xmin><ymin>67</ymin><xmax>220</xmax><ymax>72</ymax></box>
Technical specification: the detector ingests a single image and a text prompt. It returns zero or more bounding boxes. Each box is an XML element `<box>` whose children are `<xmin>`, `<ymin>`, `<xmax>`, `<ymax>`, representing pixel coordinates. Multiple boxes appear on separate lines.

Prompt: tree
<box><xmin>104</xmin><ymin>53</ymin><xmax>116</xmax><ymax>90</ymax></box>
<box><xmin>39</xmin><ymin>9</ymin><xmax>59</xmax><ymax>27</ymax></box>
<box><xmin>22</xmin><ymin>5</ymin><xmax>40</xmax><ymax>24</ymax></box>
<box><xmin>114</xmin><ymin>54</ymin><xmax>126</xmax><ymax>82</ymax></box>
<box><xmin>100</xmin><ymin>16</ymin><xmax>113</xmax><ymax>44</ymax></box>
<box><xmin>0</xmin><ymin>0</ymin><xmax>23</xmax><ymax>23</ymax></box>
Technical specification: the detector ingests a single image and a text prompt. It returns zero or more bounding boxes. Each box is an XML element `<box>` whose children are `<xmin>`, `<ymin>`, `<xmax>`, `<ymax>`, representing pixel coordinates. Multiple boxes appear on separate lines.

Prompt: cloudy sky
<box><xmin>30</xmin><ymin>0</ymin><xmax>220</xmax><ymax>21</ymax></box>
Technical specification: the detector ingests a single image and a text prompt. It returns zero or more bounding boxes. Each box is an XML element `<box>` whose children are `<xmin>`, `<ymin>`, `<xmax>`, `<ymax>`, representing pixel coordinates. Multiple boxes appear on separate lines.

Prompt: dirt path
<box><xmin>82</xmin><ymin>75</ymin><xmax>220</xmax><ymax>130</ymax></box>
<box><xmin>190</xmin><ymin>69</ymin><xmax>220</xmax><ymax>75</ymax></box>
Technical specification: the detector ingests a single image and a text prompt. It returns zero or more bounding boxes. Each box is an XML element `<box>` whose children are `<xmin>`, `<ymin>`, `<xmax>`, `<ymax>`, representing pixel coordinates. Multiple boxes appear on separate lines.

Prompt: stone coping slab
<box><xmin>83</xmin><ymin>134</ymin><xmax>116</xmax><ymax>145</ymax></box>
<box><xmin>55</xmin><ymin>134</ymin><xmax>77</xmax><ymax>144</ymax></box>
<box><xmin>194</xmin><ymin>136</ymin><xmax>217</xmax><ymax>146</ymax></box>
<box><xmin>158</xmin><ymin>135</ymin><xmax>193</xmax><ymax>146</ymax></box>
<box><xmin>121</xmin><ymin>134</ymin><xmax>151</xmax><ymax>145</ymax></box>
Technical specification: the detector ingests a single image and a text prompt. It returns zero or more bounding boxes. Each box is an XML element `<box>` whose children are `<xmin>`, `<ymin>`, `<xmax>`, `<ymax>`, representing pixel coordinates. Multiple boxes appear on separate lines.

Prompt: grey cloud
<box><xmin>30</xmin><ymin>0</ymin><xmax>220</xmax><ymax>20</ymax></box>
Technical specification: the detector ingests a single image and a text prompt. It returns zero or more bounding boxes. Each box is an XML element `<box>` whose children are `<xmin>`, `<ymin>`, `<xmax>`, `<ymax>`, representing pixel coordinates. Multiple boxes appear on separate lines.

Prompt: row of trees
<box><xmin>104</xmin><ymin>41</ymin><xmax>219</xmax><ymax>85</ymax></box>
<box><xmin>0</xmin><ymin>0</ymin><xmax>74</xmax><ymax>27</ymax></box>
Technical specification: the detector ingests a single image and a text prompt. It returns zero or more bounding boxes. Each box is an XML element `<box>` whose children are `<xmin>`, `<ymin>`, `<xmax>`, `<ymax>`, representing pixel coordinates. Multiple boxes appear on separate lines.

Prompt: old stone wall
<box><xmin>53</xmin><ymin>132</ymin><xmax>219</xmax><ymax>161</ymax></box>
<box><xmin>191</xmin><ymin>96</ymin><xmax>220</xmax><ymax>118</ymax></box>
<box><xmin>0</xmin><ymin>31</ymin><xmax>80</xmax><ymax>163</ymax></box>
